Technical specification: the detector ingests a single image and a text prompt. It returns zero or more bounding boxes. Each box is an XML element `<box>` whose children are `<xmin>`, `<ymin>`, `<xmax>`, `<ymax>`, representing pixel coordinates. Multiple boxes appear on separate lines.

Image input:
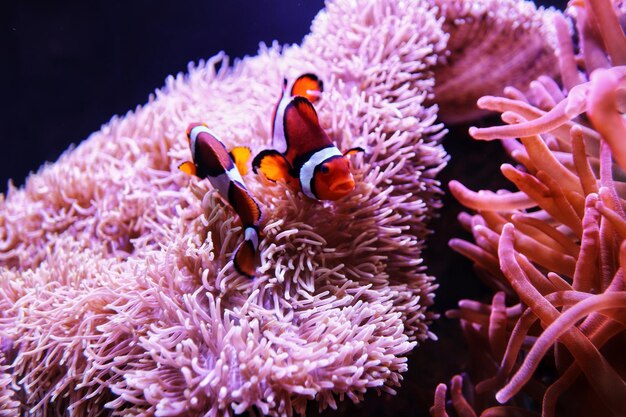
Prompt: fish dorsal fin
<box><xmin>289</xmin><ymin>96</ymin><xmax>319</xmax><ymax>123</ymax></box>
<box><xmin>284</xmin><ymin>96</ymin><xmax>320</xmax><ymax>135</ymax></box>
<box><xmin>284</xmin><ymin>96</ymin><xmax>329</xmax><ymax>152</ymax></box>
<box><xmin>291</xmin><ymin>73</ymin><xmax>323</xmax><ymax>103</ymax></box>
<box><xmin>178</xmin><ymin>161</ymin><xmax>197</xmax><ymax>176</ymax></box>
<box><xmin>230</xmin><ymin>146</ymin><xmax>251</xmax><ymax>176</ymax></box>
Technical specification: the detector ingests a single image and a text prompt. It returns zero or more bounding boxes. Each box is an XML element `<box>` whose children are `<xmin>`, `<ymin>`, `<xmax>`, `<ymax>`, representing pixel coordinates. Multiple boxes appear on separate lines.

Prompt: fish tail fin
<box><xmin>233</xmin><ymin>226</ymin><xmax>260</xmax><ymax>278</ymax></box>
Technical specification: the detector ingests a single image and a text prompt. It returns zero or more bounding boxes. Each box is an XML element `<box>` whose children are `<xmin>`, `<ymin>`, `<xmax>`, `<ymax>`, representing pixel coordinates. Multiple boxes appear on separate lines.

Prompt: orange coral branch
<box><xmin>496</xmin><ymin>225</ymin><xmax>626</xmax><ymax>415</ymax></box>
<box><xmin>469</xmin><ymin>85</ymin><xmax>587</xmax><ymax>140</ymax></box>
<box><xmin>554</xmin><ymin>13</ymin><xmax>585</xmax><ymax>91</ymax></box>
<box><xmin>450</xmin><ymin>375</ymin><xmax>478</xmax><ymax>417</ymax></box>
<box><xmin>449</xmin><ymin>180</ymin><xmax>536</xmax><ymax>211</ymax></box>
<box><xmin>520</xmin><ymin>135</ymin><xmax>582</xmax><ymax>194</ymax></box>
<box><xmin>573</xmin><ymin>194</ymin><xmax>601</xmax><ymax>292</ymax></box>
<box><xmin>501</xmin><ymin>165</ymin><xmax>583</xmax><ymax>237</ymax></box>
<box><xmin>432</xmin><ymin>383</ymin><xmax>450</xmax><ymax>417</ymax></box>
<box><xmin>502</xmin><ymin>292</ymin><xmax>626</xmax><ymax>413</ymax></box>
<box><xmin>571</xmin><ymin>126</ymin><xmax>599</xmax><ymax>196</ymax></box>
<box><xmin>488</xmin><ymin>292</ymin><xmax>508</xmax><ymax>361</ymax></box>
<box><xmin>510</xmin><ymin>214</ymin><xmax>579</xmax><ymax>258</ymax></box>
<box><xmin>587</xmin><ymin>68</ymin><xmax>626</xmax><ymax>172</ymax></box>
<box><xmin>438</xmin><ymin>3</ymin><xmax>626</xmax><ymax>416</ymax></box>
<box><xmin>449</xmin><ymin>238</ymin><xmax>502</xmax><ymax>280</ymax></box>
<box><xmin>586</xmin><ymin>0</ymin><xmax>626</xmax><ymax>65</ymax></box>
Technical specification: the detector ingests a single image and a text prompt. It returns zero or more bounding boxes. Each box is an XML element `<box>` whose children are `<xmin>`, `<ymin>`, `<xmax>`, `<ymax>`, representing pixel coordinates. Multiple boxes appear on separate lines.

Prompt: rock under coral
<box><xmin>0</xmin><ymin>0</ymin><xmax>448</xmax><ymax>415</ymax></box>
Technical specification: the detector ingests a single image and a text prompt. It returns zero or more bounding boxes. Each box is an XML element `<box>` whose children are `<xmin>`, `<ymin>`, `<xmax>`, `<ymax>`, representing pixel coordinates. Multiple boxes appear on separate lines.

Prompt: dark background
<box><xmin>2</xmin><ymin>0</ymin><xmax>566</xmax><ymax>191</ymax></box>
<box><xmin>2</xmin><ymin>0</ymin><xmax>325</xmax><ymax>191</ymax></box>
<box><xmin>3</xmin><ymin>1</ymin><xmax>567</xmax><ymax>416</ymax></box>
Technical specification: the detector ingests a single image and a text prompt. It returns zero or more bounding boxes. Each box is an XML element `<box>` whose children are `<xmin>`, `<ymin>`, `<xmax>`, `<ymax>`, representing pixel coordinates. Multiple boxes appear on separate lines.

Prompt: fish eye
<box><xmin>320</xmin><ymin>163</ymin><xmax>329</xmax><ymax>174</ymax></box>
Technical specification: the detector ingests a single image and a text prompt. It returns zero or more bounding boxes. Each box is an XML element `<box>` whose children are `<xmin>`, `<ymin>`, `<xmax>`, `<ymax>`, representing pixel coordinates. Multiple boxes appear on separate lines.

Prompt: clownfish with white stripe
<box><xmin>179</xmin><ymin>123</ymin><xmax>261</xmax><ymax>278</ymax></box>
<box><xmin>252</xmin><ymin>74</ymin><xmax>363</xmax><ymax>201</ymax></box>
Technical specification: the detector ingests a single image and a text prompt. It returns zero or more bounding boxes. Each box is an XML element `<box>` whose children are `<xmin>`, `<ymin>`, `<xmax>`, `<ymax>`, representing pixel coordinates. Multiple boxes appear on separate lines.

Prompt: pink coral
<box><xmin>433</xmin><ymin>0</ymin><xmax>626</xmax><ymax>416</ymax></box>
<box><xmin>0</xmin><ymin>0</ymin><xmax>449</xmax><ymax>415</ymax></box>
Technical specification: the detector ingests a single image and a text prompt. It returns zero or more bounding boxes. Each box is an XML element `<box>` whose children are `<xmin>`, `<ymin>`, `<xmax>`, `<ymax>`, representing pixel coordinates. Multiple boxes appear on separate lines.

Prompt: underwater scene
<box><xmin>3</xmin><ymin>0</ymin><xmax>626</xmax><ymax>416</ymax></box>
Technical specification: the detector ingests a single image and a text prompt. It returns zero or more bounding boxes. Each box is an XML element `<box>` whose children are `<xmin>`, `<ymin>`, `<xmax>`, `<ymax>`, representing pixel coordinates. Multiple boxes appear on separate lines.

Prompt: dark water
<box><xmin>2</xmin><ymin>0</ymin><xmax>324</xmax><ymax>191</ymax></box>
<box><xmin>2</xmin><ymin>0</ymin><xmax>568</xmax><ymax>191</ymax></box>
<box><xmin>3</xmin><ymin>0</ymin><xmax>566</xmax><ymax>191</ymax></box>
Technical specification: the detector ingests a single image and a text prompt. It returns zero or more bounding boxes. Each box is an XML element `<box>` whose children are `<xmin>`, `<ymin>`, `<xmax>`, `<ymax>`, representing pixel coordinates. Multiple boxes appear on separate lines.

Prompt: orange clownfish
<box><xmin>253</xmin><ymin>74</ymin><xmax>363</xmax><ymax>201</ymax></box>
<box><xmin>179</xmin><ymin>122</ymin><xmax>261</xmax><ymax>278</ymax></box>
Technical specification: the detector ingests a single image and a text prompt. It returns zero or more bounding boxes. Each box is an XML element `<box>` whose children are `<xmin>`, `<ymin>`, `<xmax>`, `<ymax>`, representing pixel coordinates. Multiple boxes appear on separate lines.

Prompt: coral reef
<box><xmin>433</xmin><ymin>0</ymin><xmax>626</xmax><ymax>416</ymax></box>
<box><xmin>0</xmin><ymin>0</ymin><xmax>450</xmax><ymax>415</ymax></box>
<box><xmin>432</xmin><ymin>0</ymin><xmax>561</xmax><ymax>123</ymax></box>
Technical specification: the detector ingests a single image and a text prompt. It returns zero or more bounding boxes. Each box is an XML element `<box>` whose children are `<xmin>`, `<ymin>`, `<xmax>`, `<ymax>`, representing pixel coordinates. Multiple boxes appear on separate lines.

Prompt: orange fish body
<box><xmin>254</xmin><ymin>74</ymin><xmax>362</xmax><ymax>201</ymax></box>
<box><xmin>180</xmin><ymin>123</ymin><xmax>261</xmax><ymax>278</ymax></box>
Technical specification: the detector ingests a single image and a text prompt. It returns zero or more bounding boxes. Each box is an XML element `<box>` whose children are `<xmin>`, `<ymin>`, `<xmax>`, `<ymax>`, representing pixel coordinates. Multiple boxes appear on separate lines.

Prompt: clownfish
<box><xmin>179</xmin><ymin>123</ymin><xmax>261</xmax><ymax>278</ymax></box>
<box><xmin>253</xmin><ymin>74</ymin><xmax>363</xmax><ymax>201</ymax></box>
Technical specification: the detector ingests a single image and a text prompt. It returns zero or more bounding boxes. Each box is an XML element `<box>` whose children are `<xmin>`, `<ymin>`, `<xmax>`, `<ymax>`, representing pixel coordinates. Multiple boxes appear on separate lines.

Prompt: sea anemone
<box><xmin>432</xmin><ymin>0</ymin><xmax>626</xmax><ymax>416</ymax></box>
<box><xmin>0</xmin><ymin>0</ymin><xmax>449</xmax><ymax>415</ymax></box>
<box><xmin>431</xmin><ymin>0</ymin><xmax>561</xmax><ymax>123</ymax></box>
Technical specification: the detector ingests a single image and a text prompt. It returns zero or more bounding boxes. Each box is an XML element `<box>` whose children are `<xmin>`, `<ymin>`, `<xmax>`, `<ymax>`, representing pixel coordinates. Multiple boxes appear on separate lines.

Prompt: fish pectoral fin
<box><xmin>252</xmin><ymin>150</ymin><xmax>292</xmax><ymax>183</ymax></box>
<box><xmin>230</xmin><ymin>146</ymin><xmax>252</xmax><ymax>175</ymax></box>
<box><xmin>291</xmin><ymin>73</ymin><xmax>323</xmax><ymax>103</ymax></box>
<box><xmin>178</xmin><ymin>161</ymin><xmax>197</xmax><ymax>176</ymax></box>
<box><xmin>343</xmin><ymin>147</ymin><xmax>365</xmax><ymax>157</ymax></box>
